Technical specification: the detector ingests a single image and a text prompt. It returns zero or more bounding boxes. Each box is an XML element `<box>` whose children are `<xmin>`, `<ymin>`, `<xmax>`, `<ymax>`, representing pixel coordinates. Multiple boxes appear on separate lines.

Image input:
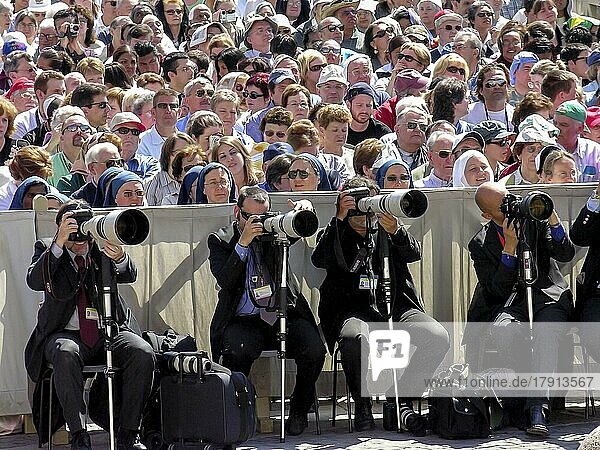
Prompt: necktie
<box><xmin>74</xmin><ymin>255</ymin><xmax>100</xmax><ymax>348</ymax></box>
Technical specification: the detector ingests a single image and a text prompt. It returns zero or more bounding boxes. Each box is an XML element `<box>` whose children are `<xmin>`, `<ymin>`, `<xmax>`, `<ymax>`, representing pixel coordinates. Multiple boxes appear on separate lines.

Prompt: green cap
<box><xmin>555</xmin><ymin>100</ymin><xmax>590</xmax><ymax>131</ymax></box>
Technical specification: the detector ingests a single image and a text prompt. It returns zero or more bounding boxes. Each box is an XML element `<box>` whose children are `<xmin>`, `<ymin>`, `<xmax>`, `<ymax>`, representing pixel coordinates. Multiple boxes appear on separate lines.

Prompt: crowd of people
<box><xmin>2</xmin><ymin>0</ymin><xmax>600</xmax><ymax>447</ymax></box>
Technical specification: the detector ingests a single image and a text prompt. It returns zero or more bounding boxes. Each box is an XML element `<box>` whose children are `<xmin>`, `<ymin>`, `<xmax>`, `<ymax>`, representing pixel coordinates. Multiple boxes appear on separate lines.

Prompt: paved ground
<box><xmin>2</xmin><ymin>403</ymin><xmax>599</xmax><ymax>450</ymax></box>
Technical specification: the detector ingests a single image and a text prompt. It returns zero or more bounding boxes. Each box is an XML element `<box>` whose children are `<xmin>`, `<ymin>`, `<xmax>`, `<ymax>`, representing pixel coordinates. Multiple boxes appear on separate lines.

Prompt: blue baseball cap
<box><xmin>263</xmin><ymin>142</ymin><xmax>293</xmax><ymax>164</ymax></box>
<box><xmin>587</xmin><ymin>49</ymin><xmax>600</xmax><ymax>67</ymax></box>
<box><xmin>2</xmin><ymin>40</ymin><xmax>27</xmax><ymax>56</ymax></box>
<box><xmin>268</xmin><ymin>68</ymin><xmax>295</xmax><ymax>85</ymax></box>
<box><xmin>509</xmin><ymin>51</ymin><xmax>539</xmax><ymax>85</ymax></box>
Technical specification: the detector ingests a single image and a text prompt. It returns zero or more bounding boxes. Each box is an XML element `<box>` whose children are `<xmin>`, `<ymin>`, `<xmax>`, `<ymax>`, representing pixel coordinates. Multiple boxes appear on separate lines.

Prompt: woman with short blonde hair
<box><xmin>298</xmin><ymin>49</ymin><xmax>328</xmax><ymax>94</ymax></box>
<box><xmin>431</xmin><ymin>53</ymin><xmax>470</xmax><ymax>82</ymax></box>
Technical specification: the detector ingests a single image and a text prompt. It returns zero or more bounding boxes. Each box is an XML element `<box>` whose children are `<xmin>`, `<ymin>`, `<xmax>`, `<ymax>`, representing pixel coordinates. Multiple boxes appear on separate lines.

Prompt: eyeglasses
<box><xmin>195</xmin><ymin>89</ymin><xmax>214</xmax><ymax>97</ymax></box>
<box><xmin>288</xmin><ymin>169</ymin><xmax>310</xmax><ymax>179</ymax></box>
<box><xmin>321</xmin><ymin>24</ymin><xmax>344</xmax><ymax>32</ymax></box>
<box><xmin>115</xmin><ymin>127</ymin><xmax>141</xmax><ymax>136</ymax></box>
<box><xmin>444</xmin><ymin>24</ymin><xmax>462</xmax><ymax>31</ymax></box>
<box><xmin>204</xmin><ymin>179</ymin><xmax>229</xmax><ymax>189</ymax></box>
<box><xmin>446</xmin><ymin>66</ymin><xmax>466</xmax><ymax>76</ymax></box>
<box><xmin>397</xmin><ymin>53</ymin><xmax>417</xmax><ymax>63</ymax></box>
<box><xmin>156</xmin><ymin>102</ymin><xmax>179</xmax><ymax>110</ymax></box>
<box><xmin>243</xmin><ymin>91</ymin><xmax>265</xmax><ymax>99</ymax></box>
<box><xmin>373</xmin><ymin>27</ymin><xmax>395</xmax><ymax>39</ymax></box>
<box><xmin>288</xmin><ymin>101</ymin><xmax>309</xmax><ymax>109</ymax></box>
<box><xmin>239</xmin><ymin>210</ymin><xmax>254</xmax><ymax>220</ymax></box>
<box><xmin>319</xmin><ymin>46</ymin><xmax>341</xmax><ymax>55</ymax></box>
<box><xmin>484</xmin><ymin>79</ymin><xmax>507</xmax><ymax>88</ymax></box>
<box><xmin>165</xmin><ymin>8</ymin><xmax>183</xmax><ymax>15</ymax></box>
<box><xmin>62</xmin><ymin>123</ymin><xmax>93</xmax><ymax>134</ymax></box>
<box><xmin>340</xmin><ymin>8</ymin><xmax>357</xmax><ymax>16</ymax></box>
<box><xmin>476</xmin><ymin>11</ymin><xmax>493</xmax><ymax>17</ymax></box>
<box><xmin>121</xmin><ymin>189</ymin><xmax>145</xmax><ymax>198</ymax></box>
<box><xmin>574</xmin><ymin>55</ymin><xmax>589</xmax><ymax>62</ymax></box>
<box><xmin>490</xmin><ymin>138</ymin><xmax>510</xmax><ymax>147</ymax></box>
<box><xmin>406</xmin><ymin>121</ymin><xmax>428</xmax><ymax>132</ymax></box>
<box><xmin>85</xmin><ymin>101</ymin><xmax>109</xmax><ymax>109</ymax></box>
<box><xmin>386</xmin><ymin>174</ymin><xmax>410</xmax><ymax>183</ymax></box>
<box><xmin>264</xmin><ymin>130</ymin><xmax>287</xmax><ymax>138</ymax></box>
<box><xmin>309</xmin><ymin>63</ymin><xmax>327</xmax><ymax>72</ymax></box>
<box><xmin>38</xmin><ymin>32</ymin><xmax>58</xmax><ymax>40</ymax></box>
<box><xmin>104</xmin><ymin>0</ymin><xmax>117</xmax><ymax>4</ymax></box>
<box><xmin>437</xmin><ymin>150</ymin><xmax>453</xmax><ymax>159</ymax></box>
<box><xmin>96</xmin><ymin>158</ymin><xmax>125</xmax><ymax>168</ymax></box>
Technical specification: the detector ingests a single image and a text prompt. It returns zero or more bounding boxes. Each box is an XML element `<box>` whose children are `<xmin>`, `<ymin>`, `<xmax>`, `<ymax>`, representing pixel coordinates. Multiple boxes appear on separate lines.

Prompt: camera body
<box><xmin>500</xmin><ymin>191</ymin><xmax>554</xmax><ymax>223</ymax></box>
<box><xmin>344</xmin><ymin>187</ymin><xmax>371</xmax><ymax>216</ymax></box>
<box><xmin>66</xmin><ymin>22</ymin><xmax>80</xmax><ymax>39</ymax></box>
<box><xmin>252</xmin><ymin>211</ymin><xmax>279</xmax><ymax>240</ymax></box>
<box><xmin>69</xmin><ymin>209</ymin><xmax>94</xmax><ymax>242</ymax></box>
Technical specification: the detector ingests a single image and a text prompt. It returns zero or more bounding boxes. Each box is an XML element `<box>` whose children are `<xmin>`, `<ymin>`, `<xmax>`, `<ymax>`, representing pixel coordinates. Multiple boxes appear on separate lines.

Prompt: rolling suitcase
<box><xmin>160</xmin><ymin>352</ymin><xmax>256</xmax><ymax>449</ymax></box>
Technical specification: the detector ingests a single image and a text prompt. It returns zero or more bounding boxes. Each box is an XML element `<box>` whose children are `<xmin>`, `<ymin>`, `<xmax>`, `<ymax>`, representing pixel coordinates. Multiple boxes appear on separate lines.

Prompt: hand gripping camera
<box><xmin>69</xmin><ymin>209</ymin><xmax>150</xmax><ymax>245</ymax></box>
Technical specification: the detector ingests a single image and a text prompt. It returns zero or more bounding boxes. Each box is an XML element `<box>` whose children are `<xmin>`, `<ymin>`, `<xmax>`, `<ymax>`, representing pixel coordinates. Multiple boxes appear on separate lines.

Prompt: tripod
<box><xmin>515</xmin><ymin>219</ymin><xmax>536</xmax><ymax>336</ymax></box>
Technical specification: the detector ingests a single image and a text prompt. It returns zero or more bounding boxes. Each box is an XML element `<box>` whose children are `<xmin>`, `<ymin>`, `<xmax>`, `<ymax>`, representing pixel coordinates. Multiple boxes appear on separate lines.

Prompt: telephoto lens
<box><xmin>163</xmin><ymin>352</ymin><xmax>212</xmax><ymax>374</ymax></box>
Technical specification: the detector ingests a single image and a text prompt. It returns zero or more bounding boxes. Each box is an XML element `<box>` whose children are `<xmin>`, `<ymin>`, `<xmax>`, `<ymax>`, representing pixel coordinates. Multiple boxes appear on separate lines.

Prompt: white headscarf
<box><xmin>452</xmin><ymin>150</ymin><xmax>494</xmax><ymax>187</ymax></box>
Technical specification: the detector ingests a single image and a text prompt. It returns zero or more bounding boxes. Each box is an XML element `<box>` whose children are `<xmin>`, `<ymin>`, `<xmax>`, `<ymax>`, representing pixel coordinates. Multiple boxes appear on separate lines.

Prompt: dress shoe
<box><xmin>285</xmin><ymin>412</ymin><xmax>308</xmax><ymax>436</ymax></box>
<box><xmin>71</xmin><ymin>430</ymin><xmax>92</xmax><ymax>450</ymax></box>
<box><xmin>526</xmin><ymin>405</ymin><xmax>549</xmax><ymax>437</ymax></box>
<box><xmin>354</xmin><ymin>399</ymin><xmax>375</xmax><ymax>432</ymax></box>
<box><xmin>117</xmin><ymin>428</ymin><xmax>147</xmax><ymax>450</ymax></box>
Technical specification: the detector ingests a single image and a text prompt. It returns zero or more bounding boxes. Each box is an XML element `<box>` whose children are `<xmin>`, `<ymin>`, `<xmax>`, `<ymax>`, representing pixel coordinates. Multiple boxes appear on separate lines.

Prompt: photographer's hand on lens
<box><xmin>55</xmin><ymin>212</ymin><xmax>79</xmax><ymax>247</ymax></box>
<box><xmin>102</xmin><ymin>241</ymin><xmax>125</xmax><ymax>262</ymax></box>
<box><xmin>502</xmin><ymin>218</ymin><xmax>518</xmax><ymax>256</ymax></box>
<box><xmin>239</xmin><ymin>216</ymin><xmax>265</xmax><ymax>247</ymax></box>
<box><xmin>377</xmin><ymin>212</ymin><xmax>400</xmax><ymax>235</ymax></box>
<box><xmin>336</xmin><ymin>192</ymin><xmax>356</xmax><ymax>221</ymax></box>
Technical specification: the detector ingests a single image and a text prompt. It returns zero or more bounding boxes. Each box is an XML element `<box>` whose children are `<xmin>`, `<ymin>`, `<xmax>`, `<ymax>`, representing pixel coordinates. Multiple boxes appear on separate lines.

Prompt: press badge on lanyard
<box><xmin>86</xmin><ymin>308</ymin><xmax>99</xmax><ymax>321</ymax></box>
<box><xmin>359</xmin><ymin>274</ymin><xmax>378</xmax><ymax>290</ymax></box>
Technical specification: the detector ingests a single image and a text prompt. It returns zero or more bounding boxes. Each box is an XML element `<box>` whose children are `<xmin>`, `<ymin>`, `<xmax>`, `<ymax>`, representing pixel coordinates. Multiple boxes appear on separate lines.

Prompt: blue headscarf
<box><xmin>195</xmin><ymin>162</ymin><xmax>236</xmax><ymax>204</ymax></box>
<box><xmin>375</xmin><ymin>159</ymin><xmax>413</xmax><ymax>189</ymax></box>
<box><xmin>297</xmin><ymin>153</ymin><xmax>339</xmax><ymax>191</ymax></box>
<box><xmin>9</xmin><ymin>176</ymin><xmax>51</xmax><ymax>210</ymax></box>
<box><xmin>178</xmin><ymin>165</ymin><xmax>203</xmax><ymax>205</ymax></box>
<box><xmin>104</xmin><ymin>170</ymin><xmax>143</xmax><ymax>207</ymax></box>
<box><xmin>93</xmin><ymin>167</ymin><xmax>123</xmax><ymax>207</ymax></box>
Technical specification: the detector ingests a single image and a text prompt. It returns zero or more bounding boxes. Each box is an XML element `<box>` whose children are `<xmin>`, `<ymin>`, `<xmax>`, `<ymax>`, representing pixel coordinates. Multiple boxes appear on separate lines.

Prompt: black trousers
<box><xmin>44</xmin><ymin>329</ymin><xmax>155</xmax><ymax>433</ymax></box>
<box><xmin>580</xmin><ymin>293</ymin><xmax>600</xmax><ymax>364</ymax></box>
<box><xmin>221</xmin><ymin>314</ymin><xmax>326</xmax><ymax>415</ymax></box>
<box><xmin>338</xmin><ymin>308</ymin><xmax>450</xmax><ymax>403</ymax></box>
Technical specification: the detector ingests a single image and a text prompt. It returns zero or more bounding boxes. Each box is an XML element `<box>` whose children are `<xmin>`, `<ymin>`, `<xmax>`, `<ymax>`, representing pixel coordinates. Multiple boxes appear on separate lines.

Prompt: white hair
<box><xmin>51</xmin><ymin>106</ymin><xmax>86</xmax><ymax>132</ymax></box>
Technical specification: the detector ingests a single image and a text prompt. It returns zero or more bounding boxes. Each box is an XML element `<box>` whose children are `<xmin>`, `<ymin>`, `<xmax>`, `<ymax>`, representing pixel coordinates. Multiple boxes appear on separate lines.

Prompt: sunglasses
<box><xmin>309</xmin><ymin>63</ymin><xmax>327</xmax><ymax>72</ymax></box>
<box><xmin>437</xmin><ymin>150</ymin><xmax>453</xmax><ymax>159</ymax></box>
<box><xmin>264</xmin><ymin>130</ymin><xmax>287</xmax><ymax>138</ymax></box>
<box><xmin>104</xmin><ymin>0</ymin><xmax>117</xmax><ymax>5</ymax></box>
<box><xmin>115</xmin><ymin>127</ymin><xmax>141</xmax><ymax>136</ymax></box>
<box><xmin>62</xmin><ymin>123</ymin><xmax>92</xmax><ymax>134</ymax></box>
<box><xmin>103</xmin><ymin>158</ymin><xmax>125</xmax><ymax>168</ymax></box>
<box><xmin>165</xmin><ymin>8</ymin><xmax>183</xmax><ymax>14</ymax></box>
<box><xmin>485</xmin><ymin>79</ymin><xmax>507</xmax><ymax>88</ymax></box>
<box><xmin>490</xmin><ymin>138</ymin><xmax>510</xmax><ymax>147</ymax></box>
<box><xmin>444</xmin><ymin>24</ymin><xmax>462</xmax><ymax>31</ymax></box>
<box><xmin>195</xmin><ymin>88</ymin><xmax>214</xmax><ymax>97</ymax></box>
<box><xmin>406</xmin><ymin>121</ymin><xmax>428</xmax><ymax>132</ymax></box>
<box><xmin>373</xmin><ymin>27</ymin><xmax>395</xmax><ymax>39</ymax></box>
<box><xmin>446</xmin><ymin>66</ymin><xmax>466</xmax><ymax>76</ymax></box>
<box><xmin>397</xmin><ymin>53</ymin><xmax>417</xmax><ymax>63</ymax></box>
<box><xmin>321</xmin><ymin>24</ymin><xmax>344</xmax><ymax>32</ymax></box>
<box><xmin>86</xmin><ymin>101</ymin><xmax>109</xmax><ymax>109</ymax></box>
<box><xmin>476</xmin><ymin>11</ymin><xmax>493</xmax><ymax>17</ymax></box>
<box><xmin>288</xmin><ymin>169</ymin><xmax>310</xmax><ymax>179</ymax></box>
<box><xmin>386</xmin><ymin>174</ymin><xmax>410</xmax><ymax>183</ymax></box>
<box><xmin>157</xmin><ymin>102</ymin><xmax>179</xmax><ymax>110</ymax></box>
<box><xmin>239</xmin><ymin>210</ymin><xmax>254</xmax><ymax>220</ymax></box>
<box><xmin>243</xmin><ymin>91</ymin><xmax>265</xmax><ymax>99</ymax></box>
<box><xmin>319</xmin><ymin>46</ymin><xmax>341</xmax><ymax>55</ymax></box>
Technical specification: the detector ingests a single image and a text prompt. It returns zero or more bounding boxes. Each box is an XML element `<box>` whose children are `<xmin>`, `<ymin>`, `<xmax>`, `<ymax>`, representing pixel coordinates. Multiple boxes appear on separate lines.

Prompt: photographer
<box><xmin>467</xmin><ymin>182</ymin><xmax>574</xmax><ymax>436</ymax></box>
<box><xmin>24</xmin><ymin>201</ymin><xmax>155</xmax><ymax>450</ymax></box>
<box><xmin>311</xmin><ymin>176</ymin><xmax>449</xmax><ymax>434</ymax></box>
<box><xmin>207</xmin><ymin>186</ymin><xmax>326</xmax><ymax>436</ymax></box>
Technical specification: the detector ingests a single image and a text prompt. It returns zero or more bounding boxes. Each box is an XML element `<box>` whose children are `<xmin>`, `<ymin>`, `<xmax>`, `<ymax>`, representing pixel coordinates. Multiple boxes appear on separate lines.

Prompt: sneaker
<box><xmin>526</xmin><ymin>405</ymin><xmax>549</xmax><ymax>437</ymax></box>
<box><xmin>71</xmin><ymin>430</ymin><xmax>92</xmax><ymax>450</ymax></box>
<box><xmin>354</xmin><ymin>399</ymin><xmax>375</xmax><ymax>432</ymax></box>
<box><xmin>285</xmin><ymin>412</ymin><xmax>308</xmax><ymax>436</ymax></box>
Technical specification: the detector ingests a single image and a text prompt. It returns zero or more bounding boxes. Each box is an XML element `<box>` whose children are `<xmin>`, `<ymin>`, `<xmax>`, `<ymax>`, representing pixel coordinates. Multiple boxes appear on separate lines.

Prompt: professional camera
<box><xmin>71</xmin><ymin>209</ymin><xmax>150</xmax><ymax>245</ymax></box>
<box><xmin>500</xmin><ymin>191</ymin><xmax>553</xmax><ymax>223</ymax></box>
<box><xmin>66</xmin><ymin>23</ymin><xmax>80</xmax><ymax>38</ymax></box>
<box><xmin>253</xmin><ymin>209</ymin><xmax>319</xmax><ymax>239</ymax></box>
<box><xmin>345</xmin><ymin>187</ymin><xmax>428</xmax><ymax>218</ymax></box>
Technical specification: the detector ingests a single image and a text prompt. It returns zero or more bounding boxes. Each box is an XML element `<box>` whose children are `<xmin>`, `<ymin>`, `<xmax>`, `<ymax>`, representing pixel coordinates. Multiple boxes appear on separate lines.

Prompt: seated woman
<box><xmin>288</xmin><ymin>153</ymin><xmax>341</xmax><ymax>192</ymax></box>
<box><xmin>210</xmin><ymin>136</ymin><xmax>262</xmax><ymax>192</ymax></box>
<box><xmin>374</xmin><ymin>159</ymin><xmax>412</xmax><ymax>189</ymax></box>
<box><xmin>104</xmin><ymin>170</ymin><xmax>145</xmax><ymax>207</ymax></box>
<box><xmin>452</xmin><ymin>150</ymin><xmax>494</xmax><ymax>187</ymax></box>
<box><xmin>9</xmin><ymin>176</ymin><xmax>52</xmax><ymax>210</ymax></box>
<box><xmin>177</xmin><ymin>162</ymin><xmax>236</xmax><ymax>204</ymax></box>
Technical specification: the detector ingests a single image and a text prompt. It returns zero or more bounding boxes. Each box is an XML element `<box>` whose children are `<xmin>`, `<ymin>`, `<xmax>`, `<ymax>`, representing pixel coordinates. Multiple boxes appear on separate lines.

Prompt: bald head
<box><xmin>475</xmin><ymin>182</ymin><xmax>508</xmax><ymax>218</ymax></box>
<box><xmin>86</xmin><ymin>143</ymin><xmax>122</xmax><ymax>182</ymax></box>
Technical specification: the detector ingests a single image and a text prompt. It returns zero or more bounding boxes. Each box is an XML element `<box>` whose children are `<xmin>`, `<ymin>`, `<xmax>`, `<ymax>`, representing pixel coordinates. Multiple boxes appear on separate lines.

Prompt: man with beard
<box><xmin>346</xmin><ymin>83</ymin><xmax>391</xmax><ymax>146</ymax></box>
<box><xmin>176</xmin><ymin>76</ymin><xmax>214</xmax><ymax>133</ymax></box>
<box><xmin>47</xmin><ymin>111</ymin><xmax>93</xmax><ymax>187</ymax></box>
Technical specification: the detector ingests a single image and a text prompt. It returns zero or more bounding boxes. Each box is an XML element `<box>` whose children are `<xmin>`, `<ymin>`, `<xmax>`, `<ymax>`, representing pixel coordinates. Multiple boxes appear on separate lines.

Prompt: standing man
<box><xmin>453</xmin><ymin>30</ymin><xmax>484</xmax><ymax>93</ymax></box>
<box><xmin>540</xmin><ymin>70</ymin><xmax>578</xmax><ymax>116</ymax></box>
<box><xmin>431</xmin><ymin>10</ymin><xmax>463</xmax><ymax>63</ymax></box>
<box><xmin>161</xmin><ymin>52</ymin><xmax>197</xmax><ymax>95</ymax></box>
<box><xmin>321</xmin><ymin>0</ymin><xmax>363</xmax><ymax>52</ymax></box>
<box><xmin>176</xmin><ymin>76</ymin><xmax>214</xmax><ymax>133</ymax></box>
<box><xmin>207</xmin><ymin>186</ymin><xmax>326</xmax><ymax>436</ymax></box>
<box><xmin>71</xmin><ymin>83</ymin><xmax>111</xmax><ymax>131</ymax></box>
<box><xmin>345</xmin><ymin>82</ymin><xmax>391</xmax><ymax>146</ymax></box>
<box><xmin>25</xmin><ymin>201</ymin><xmax>155</xmax><ymax>450</ymax></box>
<box><xmin>243</xmin><ymin>14</ymin><xmax>277</xmax><ymax>59</ymax></box>
<box><xmin>316</xmin><ymin>65</ymin><xmax>349</xmax><ymax>106</ymax></box>
<box><xmin>138</xmin><ymin>88</ymin><xmax>179</xmax><ymax>160</ymax></box>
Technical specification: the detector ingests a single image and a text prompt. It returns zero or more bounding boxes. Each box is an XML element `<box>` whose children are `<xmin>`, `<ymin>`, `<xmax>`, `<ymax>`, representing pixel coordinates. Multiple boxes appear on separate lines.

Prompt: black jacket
<box><xmin>311</xmin><ymin>217</ymin><xmax>424</xmax><ymax>352</ymax></box>
<box><xmin>207</xmin><ymin>223</ymin><xmax>320</xmax><ymax>361</ymax></box>
<box><xmin>570</xmin><ymin>202</ymin><xmax>600</xmax><ymax>313</ymax></box>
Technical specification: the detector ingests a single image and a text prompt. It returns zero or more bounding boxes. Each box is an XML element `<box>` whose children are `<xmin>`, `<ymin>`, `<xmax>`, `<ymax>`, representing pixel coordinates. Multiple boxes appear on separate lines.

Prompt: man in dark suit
<box><xmin>25</xmin><ymin>201</ymin><xmax>155</xmax><ymax>450</ymax></box>
<box><xmin>570</xmin><ymin>182</ymin><xmax>600</xmax><ymax>364</ymax></box>
<box><xmin>466</xmin><ymin>182</ymin><xmax>575</xmax><ymax>437</ymax></box>
<box><xmin>207</xmin><ymin>186</ymin><xmax>326</xmax><ymax>436</ymax></box>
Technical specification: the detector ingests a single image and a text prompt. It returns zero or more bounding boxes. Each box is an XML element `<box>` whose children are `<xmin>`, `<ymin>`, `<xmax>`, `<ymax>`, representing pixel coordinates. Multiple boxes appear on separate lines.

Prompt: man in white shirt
<box><xmin>138</xmin><ymin>88</ymin><xmax>179</xmax><ymax>160</ymax></box>
<box><xmin>243</xmin><ymin>14</ymin><xmax>277</xmax><ymax>59</ymax></box>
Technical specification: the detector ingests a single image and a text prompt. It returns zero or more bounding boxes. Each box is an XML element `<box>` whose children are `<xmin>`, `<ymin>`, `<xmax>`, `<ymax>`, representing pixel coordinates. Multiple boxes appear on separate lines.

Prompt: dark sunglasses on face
<box><xmin>264</xmin><ymin>130</ymin><xmax>287</xmax><ymax>138</ymax></box>
<box><xmin>86</xmin><ymin>101</ymin><xmax>109</xmax><ymax>109</ymax></box>
<box><xmin>157</xmin><ymin>102</ymin><xmax>179</xmax><ymax>110</ymax></box>
<box><xmin>104</xmin><ymin>0</ymin><xmax>117</xmax><ymax>6</ymax></box>
<box><xmin>319</xmin><ymin>46</ymin><xmax>341</xmax><ymax>55</ymax></box>
<box><xmin>322</xmin><ymin>24</ymin><xmax>344</xmax><ymax>33</ymax></box>
<box><xmin>446</xmin><ymin>66</ymin><xmax>466</xmax><ymax>76</ymax></box>
<box><xmin>309</xmin><ymin>63</ymin><xmax>327</xmax><ymax>72</ymax></box>
<box><xmin>288</xmin><ymin>169</ymin><xmax>310</xmax><ymax>179</ymax></box>
<box><xmin>195</xmin><ymin>89</ymin><xmax>214</xmax><ymax>97</ymax></box>
<box><xmin>239</xmin><ymin>210</ymin><xmax>254</xmax><ymax>220</ymax></box>
<box><xmin>406</xmin><ymin>121</ymin><xmax>428</xmax><ymax>132</ymax></box>
<box><xmin>490</xmin><ymin>138</ymin><xmax>510</xmax><ymax>147</ymax></box>
<box><xmin>477</xmin><ymin>11</ymin><xmax>493</xmax><ymax>17</ymax></box>
<box><xmin>62</xmin><ymin>123</ymin><xmax>92</xmax><ymax>134</ymax></box>
<box><xmin>485</xmin><ymin>79</ymin><xmax>507</xmax><ymax>88</ymax></box>
<box><xmin>373</xmin><ymin>27</ymin><xmax>395</xmax><ymax>39</ymax></box>
<box><xmin>397</xmin><ymin>53</ymin><xmax>417</xmax><ymax>63</ymax></box>
<box><xmin>437</xmin><ymin>150</ymin><xmax>453</xmax><ymax>159</ymax></box>
<box><xmin>386</xmin><ymin>174</ymin><xmax>410</xmax><ymax>183</ymax></box>
<box><xmin>115</xmin><ymin>127</ymin><xmax>141</xmax><ymax>136</ymax></box>
<box><xmin>243</xmin><ymin>91</ymin><xmax>265</xmax><ymax>99</ymax></box>
<box><xmin>103</xmin><ymin>158</ymin><xmax>125</xmax><ymax>168</ymax></box>
<box><xmin>444</xmin><ymin>24</ymin><xmax>462</xmax><ymax>31</ymax></box>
